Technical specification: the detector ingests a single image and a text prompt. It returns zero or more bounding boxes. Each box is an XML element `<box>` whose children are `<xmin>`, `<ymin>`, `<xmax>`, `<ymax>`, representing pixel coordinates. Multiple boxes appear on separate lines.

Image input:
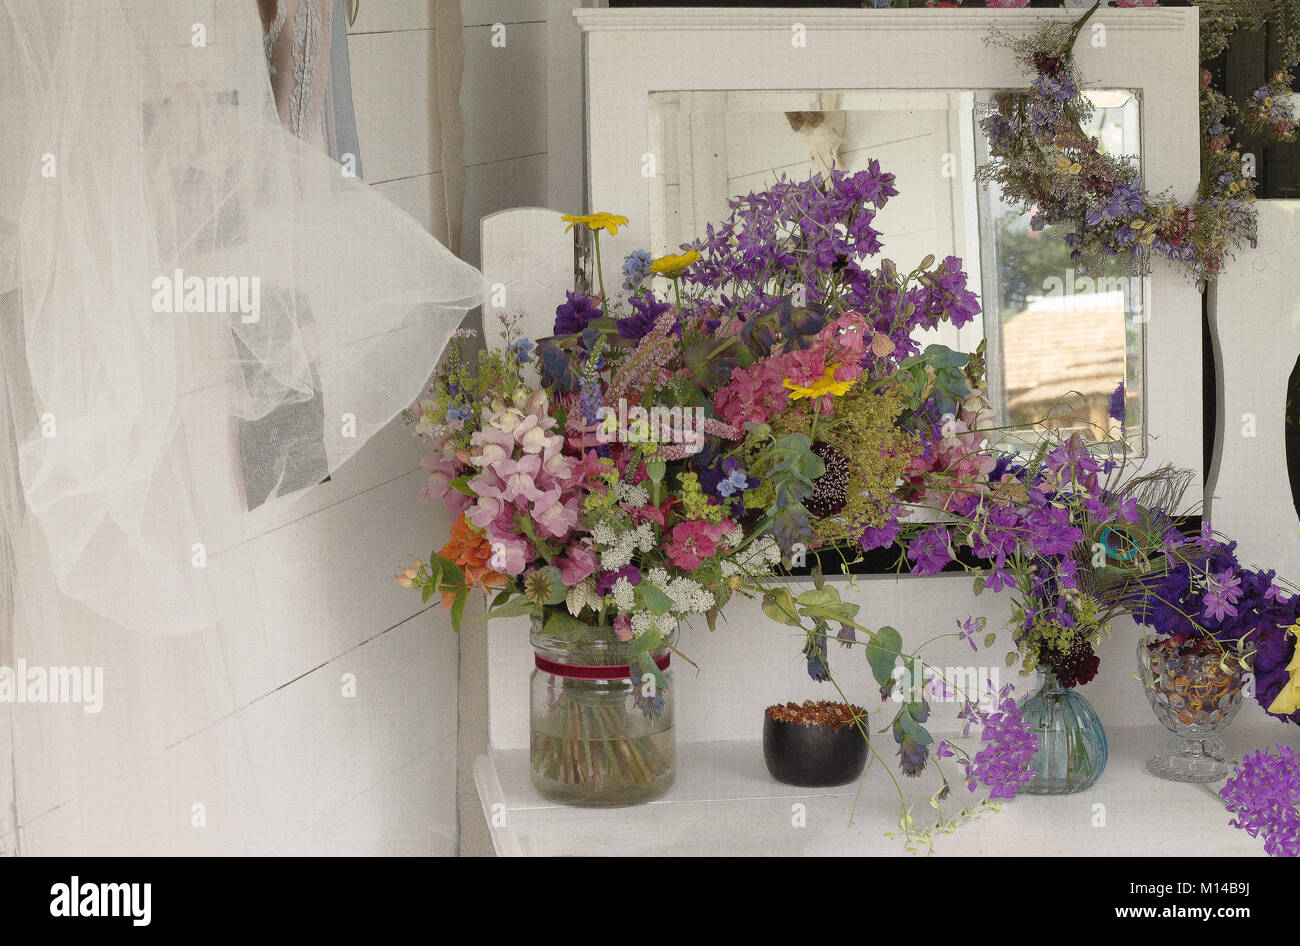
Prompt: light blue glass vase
<box><xmin>1016</xmin><ymin>669</ymin><xmax>1108</xmax><ymax>794</ymax></box>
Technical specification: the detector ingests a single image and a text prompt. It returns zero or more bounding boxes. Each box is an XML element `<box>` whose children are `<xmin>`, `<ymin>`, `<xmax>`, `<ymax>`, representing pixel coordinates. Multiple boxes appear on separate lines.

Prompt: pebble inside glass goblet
<box><xmin>1137</xmin><ymin>635</ymin><xmax>1247</xmax><ymax>783</ymax></box>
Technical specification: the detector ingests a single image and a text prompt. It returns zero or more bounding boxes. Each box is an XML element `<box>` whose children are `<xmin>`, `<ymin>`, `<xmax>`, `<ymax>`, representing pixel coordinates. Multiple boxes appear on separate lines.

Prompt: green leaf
<box><xmin>543</xmin><ymin>611</ymin><xmax>588</xmax><ymax>637</ymax></box>
<box><xmin>490</xmin><ymin>590</ymin><xmax>513</xmax><ymax>610</ymax></box>
<box><xmin>866</xmin><ymin>626</ymin><xmax>903</xmax><ymax>688</ymax></box>
<box><xmin>429</xmin><ymin>552</ymin><xmax>464</xmax><ymax>587</ymax></box>
<box><xmin>916</xmin><ymin>344</ymin><xmax>968</xmax><ymax>370</ymax></box>
<box><xmin>641</xmin><ymin>583</ymin><xmax>674</xmax><ymax>616</ymax></box>
<box><xmin>421</xmin><ymin>584</ymin><xmax>433</xmax><ymax>604</ymax></box>
<box><xmin>895</xmin><ymin>705</ymin><xmax>933</xmax><ymax>746</ymax></box>
<box><xmin>446</xmin><ymin>474</ymin><xmax>476</xmax><ymax>497</ymax></box>
<box><xmin>450</xmin><ymin>588</ymin><xmax>468</xmax><ymax>632</ymax></box>
<box><xmin>761</xmin><ymin>588</ymin><xmax>803</xmax><ymax>627</ymax></box>
<box><xmin>983</xmin><ymin>632</ymin><xmax>998</xmax><ymax>649</ymax></box>
<box><xmin>488</xmin><ymin>596</ymin><xmax>538</xmax><ymax>619</ymax></box>
<box><xmin>1005</xmin><ymin>651</ymin><xmax>1018</xmax><ymax>668</ymax></box>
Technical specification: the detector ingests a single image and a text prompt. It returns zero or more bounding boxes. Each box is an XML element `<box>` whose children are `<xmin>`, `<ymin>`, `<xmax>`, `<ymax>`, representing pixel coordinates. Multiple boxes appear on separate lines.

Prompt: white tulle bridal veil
<box><xmin>0</xmin><ymin>0</ymin><xmax>479</xmax><ymax>852</ymax></box>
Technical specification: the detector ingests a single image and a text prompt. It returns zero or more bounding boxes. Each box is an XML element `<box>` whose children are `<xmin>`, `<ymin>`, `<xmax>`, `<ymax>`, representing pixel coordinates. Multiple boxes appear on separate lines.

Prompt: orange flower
<box><xmin>437</xmin><ymin>513</ymin><xmax>508</xmax><ymax>608</ymax></box>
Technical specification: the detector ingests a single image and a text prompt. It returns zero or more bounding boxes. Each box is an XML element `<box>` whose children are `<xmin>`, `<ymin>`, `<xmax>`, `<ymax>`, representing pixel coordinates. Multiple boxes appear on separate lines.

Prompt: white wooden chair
<box><xmin>479</xmin><ymin>207</ymin><xmax>576</xmax><ymax>356</ymax></box>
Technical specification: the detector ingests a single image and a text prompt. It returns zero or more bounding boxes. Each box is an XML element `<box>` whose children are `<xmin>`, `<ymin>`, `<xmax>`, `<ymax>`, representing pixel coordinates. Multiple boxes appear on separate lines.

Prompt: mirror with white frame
<box><xmin>647</xmin><ymin>86</ymin><xmax>1146</xmax><ymax>450</ymax></box>
<box><xmin>577</xmin><ymin>6</ymin><xmax>1202</xmax><ymax>505</ymax></box>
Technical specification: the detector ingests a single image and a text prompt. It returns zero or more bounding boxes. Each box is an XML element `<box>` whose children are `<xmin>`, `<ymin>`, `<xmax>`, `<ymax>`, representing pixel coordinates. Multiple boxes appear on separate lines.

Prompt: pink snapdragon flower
<box><xmin>532</xmin><ymin>487</ymin><xmax>581</xmax><ymax>538</ymax></box>
<box><xmin>421</xmin><ymin>445</ymin><xmax>471</xmax><ymax>516</ymax></box>
<box><xmin>492</xmin><ymin>455</ymin><xmax>546</xmax><ymax>504</ymax></box>
<box><xmin>557</xmin><ymin>541</ymin><xmax>598</xmax><ymax>585</ymax></box>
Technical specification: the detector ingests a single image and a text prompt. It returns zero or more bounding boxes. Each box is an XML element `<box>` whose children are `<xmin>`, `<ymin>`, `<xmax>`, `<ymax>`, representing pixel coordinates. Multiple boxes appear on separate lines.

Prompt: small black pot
<box><xmin>762</xmin><ymin>714</ymin><xmax>869</xmax><ymax>787</ymax></box>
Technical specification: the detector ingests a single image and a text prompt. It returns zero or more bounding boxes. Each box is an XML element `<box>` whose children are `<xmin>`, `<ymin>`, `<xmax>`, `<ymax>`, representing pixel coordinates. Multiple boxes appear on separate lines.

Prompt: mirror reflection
<box><xmin>648</xmin><ymin>88</ymin><xmax>1144</xmax><ymax>448</ymax></box>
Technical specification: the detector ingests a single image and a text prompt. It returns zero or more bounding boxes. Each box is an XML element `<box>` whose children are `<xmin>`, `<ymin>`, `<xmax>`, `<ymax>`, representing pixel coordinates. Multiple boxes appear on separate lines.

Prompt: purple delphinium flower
<box><xmin>804</xmin><ymin>627</ymin><xmax>830</xmax><ymax>682</ymax></box>
<box><xmin>957</xmin><ymin>616</ymin><xmax>984</xmax><ymax>653</ymax></box>
<box><xmin>1220</xmin><ymin>745</ymin><xmax>1300</xmax><ymax>857</ymax></box>
<box><xmin>1108</xmin><ymin>381</ymin><xmax>1126</xmax><ymax>425</ymax></box>
<box><xmin>859</xmin><ymin>517</ymin><xmax>901</xmax><ymax>552</ymax></box>
<box><xmin>621</xmin><ymin>249</ymin><xmax>653</xmax><ymax>291</ymax></box>
<box><xmin>907</xmin><ymin>525</ymin><xmax>953</xmax><ymax>576</ymax></box>
<box><xmin>510</xmin><ymin>337</ymin><xmax>534</xmax><ymax>364</ymax></box>
<box><xmin>618</xmin><ymin>294</ymin><xmax>673</xmax><ymax>341</ymax></box>
<box><xmin>715</xmin><ymin>457</ymin><xmax>753</xmax><ymax>498</ymax></box>
<box><xmin>1203</xmin><ymin>568</ymin><xmax>1243</xmax><ymax>623</ymax></box>
<box><xmin>578</xmin><ymin>375</ymin><xmax>603</xmax><ymax>426</ymax></box>
<box><xmin>554</xmin><ymin>291</ymin><xmax>603</xmax><ymax>336</ymax></box>
<box><xmin>952</xmin><ymin>682</ymin><xmax>1039</xmax><ymax>799</ymax></box>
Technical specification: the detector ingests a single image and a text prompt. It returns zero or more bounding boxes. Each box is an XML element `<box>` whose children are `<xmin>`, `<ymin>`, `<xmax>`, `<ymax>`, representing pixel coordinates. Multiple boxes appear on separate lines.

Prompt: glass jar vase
<box><xmin>1017</xmin><ymin>669</ymin><xmax>1108</xmax><ymax>794</ymax></box>
<box><xmin>529</xmin><ymin>619</ymin><xmax>675</xmax><ymax>806</ymax></box>
<box><xmin>1136</xmin><ymin>634</ymin><xmax>1247</xmax><ymax>782</ymax></box>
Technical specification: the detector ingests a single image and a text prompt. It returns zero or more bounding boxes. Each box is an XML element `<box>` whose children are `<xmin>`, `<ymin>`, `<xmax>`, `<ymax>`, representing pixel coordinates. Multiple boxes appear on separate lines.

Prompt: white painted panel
<box><xmin>276</xmin><ymin>746</ymin><xmax>456</xmax><ymax>855</ymax></box>
<box><xmin>373</xmin><ymin>171</ymin><xmax>450</xmax><ymax>242</ymax></box>
<box><xmin>1210</xmin><ymin>201</ymin><xmax>1300</xmax><ymax>572</ymax></box>
<box><xmin>461</xmin><ymin>153</ymin><xmax>550</xmax><ymax>267</ymax></box>
<box><xmin>236</xmin><ymin>607</ymin><xmax>457</xmax><ymax>852</ymax></box>
<box><xmin>462</xmin><ymin>0</ymin><xmax>550</xmax><ymax>27</ymax></box>
<box><xmin>348</xmin><ymin>29</ymin><xmax>440</xmax><ymax>183</ymax></box>
<box><xmin>348</xmin><ymin>0</ymin><xmax>436</xmax><ymax>33</ymax></box>
<box><xmin>19</xmin><ymin>717</ymin><xmax>261</xmax><ymax>856</ymax></box>
<box><xmin>460</xmin><ymin>22</ymin><xmax>548</xmax><ymax>168</ymax></box>
<box><xmin>12</xmin><ymin>621</ymin><xmax>238</xmax><ymax>826</ymax></box>
<box><xmin>238</xmin><ymin>468</ymin><xmax>451</xmax><ymax>686</ymax></box>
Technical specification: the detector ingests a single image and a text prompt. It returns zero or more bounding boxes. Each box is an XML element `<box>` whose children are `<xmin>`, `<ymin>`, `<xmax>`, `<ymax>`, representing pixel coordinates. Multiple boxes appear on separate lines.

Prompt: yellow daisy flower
<box><xmin>782</xmin><ymin>367</ymin><xmax>853</xmax><ymax>401</ymax></box>
<box><xmin>648</xmin><ymin>250</ymin><xmax>702</xmax><ymax>277</ymax></box>
<box><xmin>561</xmin><ymin>212</ymin><xmax>630</xmax><ymax>235</ymax></box>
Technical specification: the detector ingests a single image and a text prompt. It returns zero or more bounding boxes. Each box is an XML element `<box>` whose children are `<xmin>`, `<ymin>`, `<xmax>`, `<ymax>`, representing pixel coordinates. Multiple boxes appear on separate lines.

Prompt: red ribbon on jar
<box><xmin>534</xmin><ymin>652</ymin><xmax>671</xmax><ymax>680</ymax></box>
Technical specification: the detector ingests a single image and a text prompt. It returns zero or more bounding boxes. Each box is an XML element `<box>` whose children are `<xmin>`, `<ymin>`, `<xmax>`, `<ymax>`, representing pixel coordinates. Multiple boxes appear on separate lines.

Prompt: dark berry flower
<box><xmin>806</xmin><ymin>441</ymin><xmax>850</xmax><ymax>518</ymax></box>
<box><xmin>1050</xmin><ymin>636</ymin><xmax>1100</xmax><ymax>689</ymax></box>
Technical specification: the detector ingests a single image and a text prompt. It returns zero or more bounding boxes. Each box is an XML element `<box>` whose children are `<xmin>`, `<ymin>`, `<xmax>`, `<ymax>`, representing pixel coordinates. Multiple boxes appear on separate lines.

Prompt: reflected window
<box><xmin>647</xmin><ymin>88</ymin><xmax>1144</xmax><ymax>450</ymax></box>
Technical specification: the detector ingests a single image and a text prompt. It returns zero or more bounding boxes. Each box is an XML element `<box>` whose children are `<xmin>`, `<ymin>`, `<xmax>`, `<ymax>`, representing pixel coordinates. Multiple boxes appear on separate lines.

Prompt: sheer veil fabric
<box><xmin>0</xmin><ymin>1</ymin><xmax>479</xmax><ymax>852</ymax></box>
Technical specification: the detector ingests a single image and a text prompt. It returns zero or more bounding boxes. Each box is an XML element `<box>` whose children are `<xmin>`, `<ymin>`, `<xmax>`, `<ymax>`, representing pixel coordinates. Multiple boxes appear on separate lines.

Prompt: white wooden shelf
<box><xmin>473</xmin><ymin>723</ymin><xmax>1288</xmax><ymax>856</ymax></box>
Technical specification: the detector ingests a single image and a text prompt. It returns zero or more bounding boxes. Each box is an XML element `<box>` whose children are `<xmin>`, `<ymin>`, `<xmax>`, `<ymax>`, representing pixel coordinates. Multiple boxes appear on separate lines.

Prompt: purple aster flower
<box><xmin>1220</xmin><ymin>745</ymin><xmax>1300</xmax><ymax>857</ymax></box>
<box><xmin>554</xmin><ymin>291</ymin><xmax>603</xmax><ymax>336</ymax></box>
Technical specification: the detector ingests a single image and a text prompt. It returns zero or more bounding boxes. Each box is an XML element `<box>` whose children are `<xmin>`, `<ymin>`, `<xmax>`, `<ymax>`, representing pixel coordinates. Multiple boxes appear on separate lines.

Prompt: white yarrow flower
<box><xmin>616</xmin><ymin>482</ymin><xmax>649</xmax><ymax>508</ymax></box>
<box><xmin>611</xmin><ymin>577</ymin><xmax>636</xmax><ymax>612</ymax></box>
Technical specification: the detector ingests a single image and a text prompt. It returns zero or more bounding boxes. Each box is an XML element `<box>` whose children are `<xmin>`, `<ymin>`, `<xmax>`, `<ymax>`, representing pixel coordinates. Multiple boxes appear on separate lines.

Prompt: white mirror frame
<box><xmin>576</xmin><ymin>6</ymin><xmax>1204</xmax><ymax>508</ymax></box>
